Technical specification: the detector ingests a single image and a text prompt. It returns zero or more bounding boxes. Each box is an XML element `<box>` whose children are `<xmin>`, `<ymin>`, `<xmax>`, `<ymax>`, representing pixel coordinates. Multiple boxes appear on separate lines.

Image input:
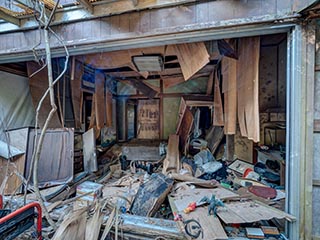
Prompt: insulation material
<box><xmin>27</xmin><ymin>62</ymin><xmax>61</xmax><ymax>128</ymax></box>
<box><xmin>173</xmin><ymin>42</ymin><xmax>210</xmax><ymax>81</ymax></box>
<box><xmin>0</xmin><ymin>71</ymin><xmax>35</xmax><ymax>132</ymax></box>
<box><xmin>222</xmin><ymin>57</ymin><xmax>237</xmax><ymax>134</ymax></box>
<box><xmin>25</xmin><ymin>128</ymin><xmax>74</xmax><ymax>188</ymax></box>
<box><xmin>137</xmin><ymin>99</ymin><xmax>160</xmax><ymax>139</ymax></box>
<box><xmin>237</xmin><ymin>37</ymin><xmax>260</xmax><ymax>142</ymax></box>
<box><xmin>95</xmin><ymin>70</ymin><xmax>105</xmax><ymax>130</ymax></box>
<box><xmin>213</xmin><ymin>70</ymin><xmax>224</xmax><ymax>126</ymax></box>
<box><xmin>70</xmin><ymin>60</ymin><xmax>84</xmax><ymax>129</ymax></box>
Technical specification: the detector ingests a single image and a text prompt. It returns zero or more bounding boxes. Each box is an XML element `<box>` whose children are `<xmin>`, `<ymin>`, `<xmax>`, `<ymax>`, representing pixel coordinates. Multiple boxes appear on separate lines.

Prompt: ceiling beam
<box><xmin>77</xmin><ymin>0</ymin><xmax>93</xmax><ymax>14</ymax></box>
<box><xmin>0</xmin><ymin>8</ymin><xmax>20</xmax><ymax>26</ymax></box>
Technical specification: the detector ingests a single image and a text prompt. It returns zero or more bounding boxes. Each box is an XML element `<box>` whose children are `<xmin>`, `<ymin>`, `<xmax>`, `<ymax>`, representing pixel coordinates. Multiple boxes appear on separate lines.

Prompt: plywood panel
<box><xmin>83</xmin><ymin>128</ymin><xmax>98</xmax><ymax>172</ymax></box>
<box><xmin>235</xmin><ymin>126</ymin><xmax>253</xmax><ymax>163</ymax></box>
<box><xmin>313</xmin><ymin>187</ymin><xmax>320</xmax><ymax>236</ymax></box>
<box><xmin>163</xmin><ymin>98</ymin><xmax>180</xmax><ymax>139</ymax></box>
<box><xmin>137</xmin><ymin>99</ymin><xmax>160</xmax><ymax>139</ymax></box>
<box><xmin>173</xmin><ymin>42</ymin><xmax>210</xmax><ymax>81</ymax></box>
<box><xmin>27</xmin><ymin>62</ymin><xmax>61</xmax><ymax>128</ymax></box>
<box><xmin>237</xmin><ymin>37</ymin><xmax>260</xmax><ymax>142</ymax></box>
<box><xmin>222</xmin><ymin>57</ymin><xmax>237</xmax><ymax>134</ymax></box>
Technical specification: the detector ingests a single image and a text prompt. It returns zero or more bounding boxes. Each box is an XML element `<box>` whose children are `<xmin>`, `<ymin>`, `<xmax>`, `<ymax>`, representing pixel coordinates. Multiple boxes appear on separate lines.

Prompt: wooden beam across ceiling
<box><xmin>0</xmin><ymin>7</ymin><xmax>20</xmax><ymax>26</ymax></box>
<box><xmin>77</xmin><ymin>0</ymin><xmax>93</xmax><ymax>13</ymax></box>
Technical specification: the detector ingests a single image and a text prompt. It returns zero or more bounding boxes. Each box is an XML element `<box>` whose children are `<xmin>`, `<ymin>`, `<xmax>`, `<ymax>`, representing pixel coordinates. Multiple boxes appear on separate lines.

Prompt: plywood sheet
<box><xmin>222</xmin><ymin>57</ymin><xmax>237</xmax><ymax>134</ymax></box>
<box><xmin>237</xmin><ymin>37</ymin><xmax>260</xmax><ymax>142</ymax></box>
<box><xmin>27</xmin><ymin>62</ymin><xmax>61</xmax><ymax>128</ymax></box>
<box><xmin>171</xmin><ymin>187</ymin><xmax>239</xmax><ymax>212</ymax></box>
<box><xmin>217</xmin><ymin>200</ymin><xmax>295</xmax><ymax>224</ymax></box>
<box><xmin>137</xmin><ymin>99</ymin><xmax>160</xmax><ymax>139</ymax></box>
<box><xmin>173</xmin><ymin>42</ymin><xmax>210</xmax><ymax>81</ymax></box>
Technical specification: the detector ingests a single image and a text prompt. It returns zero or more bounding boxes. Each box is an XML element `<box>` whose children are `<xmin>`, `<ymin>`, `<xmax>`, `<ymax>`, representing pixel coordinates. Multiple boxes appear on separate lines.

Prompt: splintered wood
<box><xmin>70</xmin><ymin>59</ymin><xmax>83</xmax><ymax>129</ymax></box>
<box><xmin>237</xmin><ymin>37</ymin><xmax>260</xmax><ymax>142</ymax></box>
<box><xmin>163</xmin><ymin>134</ymin><xmax>180</xmax><ymax>174</ymax></box>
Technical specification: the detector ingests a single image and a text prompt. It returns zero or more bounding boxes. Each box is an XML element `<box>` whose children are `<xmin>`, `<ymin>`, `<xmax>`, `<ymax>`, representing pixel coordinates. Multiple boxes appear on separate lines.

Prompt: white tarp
<box><xmin>0</xmin><ymin>71</ymin><xmax>35</xmax><ymax>139</ymax></box>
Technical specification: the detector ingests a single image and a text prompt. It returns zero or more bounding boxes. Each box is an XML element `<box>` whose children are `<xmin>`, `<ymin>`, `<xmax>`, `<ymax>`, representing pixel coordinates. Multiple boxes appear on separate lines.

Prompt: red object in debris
<box><xmin>184</xmin><ymin>202</ymin><xmax>197</xmax><ymax>214</ymax></box>
<box><xmin>0</xmin><ymin>195</ymin><xmax>3</xmax><ymax>209</ymax></box>
<box><xmin>0</xmin><ymin>202</ymin><xmax>42</xmax><ymax>240</ymax></box>
<box><xmin>248</xmin><ymin>186</ymin><xmax>277</xmax><ymax>199</ymax></box>
<box><xmin>243</xmin><ymin>168</ymin><xmax>253</xmax><ymax>178</ymax></box>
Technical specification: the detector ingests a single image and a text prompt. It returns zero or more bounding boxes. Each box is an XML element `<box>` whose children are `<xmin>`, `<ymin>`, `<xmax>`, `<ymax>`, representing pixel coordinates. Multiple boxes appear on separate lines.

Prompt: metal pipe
<box><xmin>0</xmin><ymin>202</ymin><xmax>42</xmax><ymax>240</ymax></box>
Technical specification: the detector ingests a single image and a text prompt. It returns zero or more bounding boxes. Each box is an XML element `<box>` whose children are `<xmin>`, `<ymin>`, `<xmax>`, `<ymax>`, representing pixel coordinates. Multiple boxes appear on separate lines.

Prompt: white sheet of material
<box><xmin>0</xmin><ymin>71</ymin><xmax>35</xmax><ymax>136</ymax></box>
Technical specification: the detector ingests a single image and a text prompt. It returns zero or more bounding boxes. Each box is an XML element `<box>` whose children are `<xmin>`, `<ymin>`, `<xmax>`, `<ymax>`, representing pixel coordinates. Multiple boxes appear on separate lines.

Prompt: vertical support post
<box><xmin>226</xmin><ymin>134</ymin><xmax>234</xmax><ymax>162</ymax></box>
<box><xmin>286</xmin><ymin>22</ymin><xmax>315</xmax><ymax>240</ymax></box>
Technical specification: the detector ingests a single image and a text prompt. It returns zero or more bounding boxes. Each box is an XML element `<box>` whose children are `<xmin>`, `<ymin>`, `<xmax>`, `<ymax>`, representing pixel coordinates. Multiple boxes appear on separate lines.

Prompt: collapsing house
<box><xmin>0</xmin><ymin>0</ymin><xmax>320</xmax><ymax>239</ymax></box>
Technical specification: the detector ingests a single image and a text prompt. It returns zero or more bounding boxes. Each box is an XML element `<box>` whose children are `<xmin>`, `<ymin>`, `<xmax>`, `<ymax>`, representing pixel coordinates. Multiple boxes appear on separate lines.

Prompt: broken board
<box><xmin>217</xmin><ymin>200</ymin><xmax>296</xmax><ymax>224</ymax></box>
<box><xmin>130</xmin><ymin>173</ymin><xmax>174</xmax><ymax>217</ymax></box>
<box><xmin>162</xmin><ymin>134</ymin><xmax>180</xmax><ymax>174</ymax></box>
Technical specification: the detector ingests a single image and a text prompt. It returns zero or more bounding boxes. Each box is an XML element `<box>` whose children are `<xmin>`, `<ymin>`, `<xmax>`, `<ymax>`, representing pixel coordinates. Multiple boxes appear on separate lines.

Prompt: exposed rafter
<box><xmin>0</xmin><ymin>7</ymin><xmax>20</xmax><ymax>26</ymax></box>
<box><xmin>77</xmin><ymin>0</ymin><xmax>93</xmax><ymax>13</ymax></box>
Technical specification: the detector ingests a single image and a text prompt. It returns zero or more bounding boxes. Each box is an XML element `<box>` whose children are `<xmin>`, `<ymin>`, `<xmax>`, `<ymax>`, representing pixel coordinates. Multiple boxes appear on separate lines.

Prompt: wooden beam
<box><xmin>314</xmin><ymin>119</ymin><xmax>320</xmax><ymax>132</ymax></box>
<box><xmin>0</xmin><ymin>8</ymin><xmax>20</xmax><ymax>26</ymax></box>
<box><xmin>313</xmin><ymin>179</ymin><xmax>320</xmax><ymax>186</ymax></box>
<box><xmin>77</xmin><ymin>0</ymin><xmax>93</xmax><ymax>13</ymax></box>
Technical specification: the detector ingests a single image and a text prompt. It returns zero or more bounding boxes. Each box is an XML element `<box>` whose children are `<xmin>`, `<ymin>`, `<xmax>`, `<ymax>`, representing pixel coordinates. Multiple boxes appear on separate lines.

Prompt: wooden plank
<box><xmin>205</xmin><ymin>126</ymin><xmax>224</xmax><ymax>154</ymax></box>
<box><xmin>95</xmin><ymin>70</ymin><xmax>105</xmax><ymax>130</ymax></box>
<box><xmin>237</xmin><ymin>37</ymin><xmax>260</xmax><ymax>142</ymax></box>
<box><xmin>162</xmin><ymin>134</ymin><xmax>180</xmax><ymax>174</ymax></box>
<box><xmin>162</xmin><ymin>76</ymin><xmax>185</xmax><ymax>89</ymax></box>
<box><xmin>27</xmin><ymin>61</ymin><xmax>61</xmax><ymax>128</ymax></box>
<box><xmin>0</xmin><ymin>8</ymin><xmax>20</xmax><ymax>26</ymax></box>
<box><xmin>222</xmin><ymin>57</ymin><xmax>237</xmax><ymax>134</ymax></box>
<box><xmin>170</xmin><ymin>187</ymin><xmax>231</xmax><ymax>240</ymax></box>
<box><xmin>105</xmin><ymin>89</ymin><xmax>113</xmax><ymax>127</ymax></box>
<box><xmin>217</xmin><ymin>200</ymin><xmax>296</xmax><ymax>224</ymax></box>
<box><xmin>130</xmin><ymin>173</ymin><xmax>174</xmax><ymax>217</ymax></box>
<box><xmin>129</xmin><ymin>79</ymin><xmax>158</xmax><ymax>98</ymax></box>
<box><xmin>83</xmin><ymin>128</ymin><xmax>98</xmax><ymax>172</ymax></box>
<box><xmin>137</xmin><ymin>99</ymin><xmax>160</xmax><ymax>139</ymax></box>
<box><xmin>173</xmin><ymin>42</ymin><xmax>210</xmax><ymax>81</ymax></box>
<box><xmin>206</xmin><ymin>70</ymin><xmax>214</xmax><ymax>95</ymax></box>
<box><xmin>177</xmin><ymin>108</ymin><xmax>194</xmax><ymax>151</ymax></box>
<box><xmin>170</xmin><ymin>173</ymin><xmax>218</xmax><ymax>188</ymax></box>
<box><xmin>213</xmin><ymin>69</ymin><xmax>224</xmax><ymax>126</ymax></box>
<box><xmin>314</xmin><ymin>119</ymin><xmax>320</xmax><ymax>132</ymax></box>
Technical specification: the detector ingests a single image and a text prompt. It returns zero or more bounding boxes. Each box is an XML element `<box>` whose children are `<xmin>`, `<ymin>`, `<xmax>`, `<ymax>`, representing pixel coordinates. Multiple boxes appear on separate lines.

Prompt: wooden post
<box><xmin>226</xmin><ymin>134</ymin><xmax>235</xmax><ymax>162</ymax></box>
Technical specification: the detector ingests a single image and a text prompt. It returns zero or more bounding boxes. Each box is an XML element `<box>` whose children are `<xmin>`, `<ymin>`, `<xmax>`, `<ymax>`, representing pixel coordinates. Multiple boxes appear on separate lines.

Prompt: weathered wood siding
<box><xmin>313</xmin><ymin>22</ymin><xmax>320</xmax><ymax>239</ymax></box>
<box><xmin>0</xmin><ymin>0</ymin><xmax>314</xmax><ymax>62</ymax></box>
